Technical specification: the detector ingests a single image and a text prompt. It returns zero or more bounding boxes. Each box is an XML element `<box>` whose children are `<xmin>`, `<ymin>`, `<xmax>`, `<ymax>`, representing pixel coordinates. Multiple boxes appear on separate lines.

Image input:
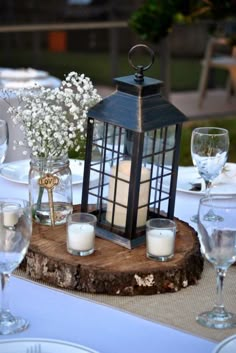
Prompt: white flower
<box><xmin>2</xmin><ymin>71</ymin><xmax>101</xmax><ymax>158</ymax></box>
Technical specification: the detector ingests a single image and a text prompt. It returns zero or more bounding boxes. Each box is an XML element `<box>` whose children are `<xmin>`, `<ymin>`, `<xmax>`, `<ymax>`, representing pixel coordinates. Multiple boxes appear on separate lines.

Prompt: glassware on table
<box><xmin>29</xmin><ymin>154</ymin><xmax>73</xmax><ymax>226</ymax></box>
<box><xmin>0</xmin><ymin>120</ymin><xmax>9</xmax><ymax>164</ymax></box>
<box><xmin>146</xmin><ymin>218</ymin><xmax>176</xmax><ymax>262</ymax></box>
<box><xmin>197</xmin><ymin>195</ymin><xmax>236</xmax><ymax>329</ymax></box>
<box><xmin>190</xmin><ymin>127</ymin><xmax>229</xmax><ymax>222</ymax></box>
<box><xmin>67</xmin><ymin>212</ymin><xmax>97</xmax><ymax>256</ymax></box>
<box><xmin>0</xmin><ymin>198</ymin><xmax>32</xmax><ymax>335</ymax></box>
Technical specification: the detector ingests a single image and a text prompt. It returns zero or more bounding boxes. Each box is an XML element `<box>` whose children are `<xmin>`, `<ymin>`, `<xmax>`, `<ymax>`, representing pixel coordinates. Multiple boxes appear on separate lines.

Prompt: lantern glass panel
<box><xmin>94</xmin><ymin>122</ymin><xmax>126</xmax><ymax>162</ymax></box>
<box><xmin>85</xmin><ymin>120</ymin><xmax>177</xmax><ymax>239</ymax></box>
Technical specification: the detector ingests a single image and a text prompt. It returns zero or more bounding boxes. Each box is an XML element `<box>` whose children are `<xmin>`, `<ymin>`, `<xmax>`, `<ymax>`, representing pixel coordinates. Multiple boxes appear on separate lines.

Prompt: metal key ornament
<box><xmin>38</xmin><ymin>173</ymin><xmax>59</xmax><ymax>226</ymax></box>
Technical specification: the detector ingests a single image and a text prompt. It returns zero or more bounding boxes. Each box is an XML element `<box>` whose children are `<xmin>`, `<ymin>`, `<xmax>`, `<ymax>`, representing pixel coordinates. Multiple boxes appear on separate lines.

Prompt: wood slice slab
<box><xmin>20</xmin><ymin>206</ymin><xmax>204</xmax><ymax>296</ymax></box>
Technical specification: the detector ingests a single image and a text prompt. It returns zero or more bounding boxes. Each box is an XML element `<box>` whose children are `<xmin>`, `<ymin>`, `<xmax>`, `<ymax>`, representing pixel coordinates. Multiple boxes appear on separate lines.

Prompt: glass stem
<box><xmin>214</xmin><ymin>268</ymin><xmax>226</xmax><ymax>314</ymax></box>
<box><xmin>36</xmin><ymin>186</ymin><xmax>44</xmax><ymax>209</ymax></box>
<box><xmin>0</xmin><ymin>273</ymin><xmax>12</xmax><ymax>321</ymax></box>
<box><xmin>204</xmin><ymin>180</ymin><xmax>212</xmax><ymax>196</ymax></box>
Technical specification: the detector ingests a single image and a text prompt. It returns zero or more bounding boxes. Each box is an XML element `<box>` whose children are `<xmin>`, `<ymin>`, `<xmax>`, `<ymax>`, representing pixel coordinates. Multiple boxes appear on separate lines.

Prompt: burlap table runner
<box><xmin>15</xmin><ymin>260</ymin><xmax>236</xmax><ymax>343</ymax></box>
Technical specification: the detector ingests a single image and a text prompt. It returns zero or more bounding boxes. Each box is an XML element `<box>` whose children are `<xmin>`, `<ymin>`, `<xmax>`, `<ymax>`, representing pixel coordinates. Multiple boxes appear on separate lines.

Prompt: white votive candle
<box><xmin>147</xmin><ymin>229</ymin><xmax>175</xmax><ymax>257</ymax></box>
<box><xmin>68</xmin><ymin>223</ymin><xmax>95</xmax><ymax>251</ymax></box>
<box><xmin>3</xmin><ymin>204</ymin><xmax>19</xmax><ymax>227</ymax></box>
<box><xmin>146</xmin><ymin>218</ymin><xmax>176</xmax><ymax>261</ymax></box>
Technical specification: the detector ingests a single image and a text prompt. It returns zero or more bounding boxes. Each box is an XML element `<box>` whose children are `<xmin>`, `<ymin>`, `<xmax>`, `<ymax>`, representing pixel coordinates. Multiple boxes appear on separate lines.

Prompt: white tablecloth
<box><xmin>0</xmin><ymin>173</ymin><xmax>200</xmax><ymax>230</ymax></box>
<box><xmin>4</xmin><ymin>276</ymin><xmax>215</xmax><ymax>353</ymax></box>
<box><xmin>0</xmin><ymin>171</ymin><xmax>217</xmax><ymax>352</ymax></box>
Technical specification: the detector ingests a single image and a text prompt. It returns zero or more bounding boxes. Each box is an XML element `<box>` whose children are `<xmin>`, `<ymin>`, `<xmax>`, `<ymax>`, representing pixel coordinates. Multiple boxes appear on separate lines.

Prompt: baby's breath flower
<box><xmin>3</xmin><ymin>72</ymin><xmax>101</xmax><ymax>158</ymax></box>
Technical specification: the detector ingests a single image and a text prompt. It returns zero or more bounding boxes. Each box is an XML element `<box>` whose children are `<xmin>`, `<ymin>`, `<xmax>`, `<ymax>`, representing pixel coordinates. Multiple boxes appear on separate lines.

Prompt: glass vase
<box><xmin>29</xmin><ymin>154</ymin><xmax>73</xmax><ymax>226</ymax></box>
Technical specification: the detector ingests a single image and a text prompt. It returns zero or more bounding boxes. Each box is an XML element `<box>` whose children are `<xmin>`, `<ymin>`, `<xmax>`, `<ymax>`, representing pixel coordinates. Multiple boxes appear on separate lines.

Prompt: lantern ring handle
<box><xmin>128</xmin><ymin>44</ymin><xmax>155</xmax><ymax>72</ymax></box>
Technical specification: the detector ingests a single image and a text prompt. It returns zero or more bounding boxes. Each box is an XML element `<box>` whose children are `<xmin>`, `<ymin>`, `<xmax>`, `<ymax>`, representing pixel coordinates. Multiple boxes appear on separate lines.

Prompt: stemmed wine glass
<box><xmin>190</xmin><ymin>127</ymin><xmax>229</xmax><ymax>222</ymax></box>
<box><xmin>197</xmin><ymin>195</ymin><xmax>236</xmax><ymax>329</ymax></box>
<box><xmin>0</xmin><ymin>119</ymin><xmax>9</xmax><ymax>164</ymax></box>
<box><xmin>0</xmin><ymin>198</ymin><xmax>32</xmax><ymax>335</ymax></box>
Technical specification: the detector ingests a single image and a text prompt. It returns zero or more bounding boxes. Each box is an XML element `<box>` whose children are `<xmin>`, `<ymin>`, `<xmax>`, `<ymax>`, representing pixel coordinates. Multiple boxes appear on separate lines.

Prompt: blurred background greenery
<box><xmin>0</xmin><ymin>49</ymin><xmax>227</xmax><ymax>91</ymax></box>
<box><xmin>0</xmin><ymin>0</ymin><xmax>235</xmax><ymax>167</ymax></box>
<box><xmin>180</xmin><ymin>117</ymin><xmax>236</xmax><ymax>166</ymax></box>
<box><xmin>0</xmin><ymin>49</ymin><xmax>233</xmax><ymax>166</ymax></box>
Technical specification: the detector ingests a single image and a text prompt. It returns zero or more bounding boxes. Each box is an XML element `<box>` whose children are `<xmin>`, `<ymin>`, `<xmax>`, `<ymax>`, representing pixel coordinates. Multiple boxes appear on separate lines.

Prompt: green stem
<box><xmin>36</xmin><ymin>186</ymin><xmax>44</xmax><ymax>210</ymax></box>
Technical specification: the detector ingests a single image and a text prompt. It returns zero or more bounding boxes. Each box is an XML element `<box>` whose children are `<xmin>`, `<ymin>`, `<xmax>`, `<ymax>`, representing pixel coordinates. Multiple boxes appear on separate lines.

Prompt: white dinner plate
<box><xmin>0</xmin><ymin>159</ymin><xmax>96</xmax><ymax>185</ymax></box>
<box><xmin>0</xmin><ymin>76</ymin><xmax>61</xmax><ymax>89</ymax></box>
<box><xmin>0</xmin><ymin>67</ymin><xmax>48</xmax><ymax>80</ymax></box>
<box><xmin>177</xmin><ymin>163</ymin><xmax>236</xmax><ymax>195</ymax></box>
<box><xmin>0</xmin><ymin>337</ymin><xmax>99</xmax><ymax>353</ymax></box>
<box><xmin>213</xmin><ymin>334</ymin><xmax>236</xmax><ymax>353</ymax></box>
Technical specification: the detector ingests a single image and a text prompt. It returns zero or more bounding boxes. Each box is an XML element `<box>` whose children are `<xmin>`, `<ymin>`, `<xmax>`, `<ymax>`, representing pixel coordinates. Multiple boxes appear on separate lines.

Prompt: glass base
<box><xmin>191</xmin><ymin>210</ymin><xmax>224</xmax><ymax>223</ymax></box>
<box><xmin>67</xmin><ymin>247</ymin><xmax>94</xmax><ymax>256</ymax></box>
<box><xmin>147</xmin><ymin>252</ymin><xmax>173</xmax><ymax>262</ymax></box>
<box><xmin>0</xmin><ymin>316</ymin><xmax>29</xmax><ymax>335</ymax></box>
<box><xmin>196</xmin><ymin>310</ymin><xmax>236</xmax><ymax>329</ymax></box>
<box><xmin>203</xmin><ymin>209</ymin><xmax>224</xmax><ymax>222</ymax></box>
<box><xmin>33</xmin><ymin>202</ymin><xmax>73</xmax><ymax>226</ymax></box>
<box><xmin>190</xmin><ymin>214</ymin><xmax>198</xmax><ymax>223</ymax></box>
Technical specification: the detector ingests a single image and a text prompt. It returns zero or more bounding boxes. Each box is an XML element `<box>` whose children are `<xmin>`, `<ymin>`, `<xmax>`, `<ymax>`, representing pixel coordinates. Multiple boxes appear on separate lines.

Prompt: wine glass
<box><xmin>197</xmin><ymin>195</ymin><xmax>236</xmax><ymax>329</ymax></box>
<box><xmin>0</xmin><ymin>198</ymin><xmax>32</xmax><ymax>335</ymax></box>
<box><xmin>190</xmin><ymin>127</ymin><xmax>229</xmax><ymax>222</ymax></box>
<box><xmin>0</xmin><ymin>119</ymin><xmax>9</xmax><ymax>164</ymax></box>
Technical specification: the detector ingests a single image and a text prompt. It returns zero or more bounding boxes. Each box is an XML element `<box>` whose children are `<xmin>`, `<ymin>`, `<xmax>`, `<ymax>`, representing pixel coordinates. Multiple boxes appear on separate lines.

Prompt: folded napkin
<box><xmin>210</xmin><ymin>163</ymin><xmax>236</xmax><ymax>194</ymax></box>
<box><xmin>214</xmin><ymin>163</ymin><xmax>236</xmax><ymax>185</ymax></box>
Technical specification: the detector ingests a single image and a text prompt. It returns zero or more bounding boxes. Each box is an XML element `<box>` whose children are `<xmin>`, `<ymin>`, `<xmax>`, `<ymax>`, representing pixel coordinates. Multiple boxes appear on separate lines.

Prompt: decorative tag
<box><xmin>38</xmin><ymin>173</ymin><xmax>59</xmax><ymax>189</ymax></box>
<box><xmin>38</xmin><ymin>173</ymin><xmax>60</xmax><ymax>227</ymax></box>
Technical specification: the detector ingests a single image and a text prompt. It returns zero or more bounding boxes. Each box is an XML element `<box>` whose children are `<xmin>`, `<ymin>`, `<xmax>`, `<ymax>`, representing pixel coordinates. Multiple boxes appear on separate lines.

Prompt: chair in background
<box><xmin>198</xmin><ymin>37</ymin><xmax>236</xmax><ymax>107</ymax></box>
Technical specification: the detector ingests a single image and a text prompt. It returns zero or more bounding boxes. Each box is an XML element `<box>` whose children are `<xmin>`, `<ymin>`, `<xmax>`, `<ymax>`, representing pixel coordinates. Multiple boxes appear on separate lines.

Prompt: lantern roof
<box><xmin>88</xmin><ymin>74</ymin><xmax>188</xmax><ymax>132</ymax></box>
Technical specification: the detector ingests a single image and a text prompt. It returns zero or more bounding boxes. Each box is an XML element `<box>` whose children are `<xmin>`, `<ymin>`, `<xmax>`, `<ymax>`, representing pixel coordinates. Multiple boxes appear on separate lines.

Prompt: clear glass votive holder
<box><xmin>66</xmin><ymin>213</ymin><xmax>97</xmax><ymax>256</ymax></box>
<box><xmin>146</xmin><ymin>218</ymin><xmax>176</xmax><ymax>261</ymax></box>
<box><xmin>2</xmin><ymin>202</ymin><xmax>21</xmax><ymax>229</ymax></box>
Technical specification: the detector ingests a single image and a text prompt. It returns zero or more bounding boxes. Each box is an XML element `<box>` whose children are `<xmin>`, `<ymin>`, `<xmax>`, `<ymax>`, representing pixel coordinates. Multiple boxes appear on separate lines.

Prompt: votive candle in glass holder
<box><xmin>2</xmin><ymin>202</ymin><xmax>20</xmax><ymax>228</ymax></box>
<box><xmin>146</xmin><ymin>218</ymin><xmax>176</xmax><ymax>261</ymax></box>
<box><xmin>67</xmin><ymin>213</ymin><xmax>97</xmax><ymax>256</ymax></box>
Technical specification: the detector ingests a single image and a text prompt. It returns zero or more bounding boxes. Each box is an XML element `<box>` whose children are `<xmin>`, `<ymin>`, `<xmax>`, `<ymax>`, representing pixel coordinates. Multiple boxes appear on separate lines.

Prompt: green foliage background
<box><xmin>129</xmin><ymin>0</ymin><xmax>236</xmax><ymax>44</ymax></box>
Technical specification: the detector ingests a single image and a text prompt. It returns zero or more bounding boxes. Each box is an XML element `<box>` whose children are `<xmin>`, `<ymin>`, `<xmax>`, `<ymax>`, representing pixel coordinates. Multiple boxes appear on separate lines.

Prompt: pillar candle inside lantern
<box><xmin>106</xmin><ymin>160</ymin><xmax>150</xmax><ymax>228</ymax></box>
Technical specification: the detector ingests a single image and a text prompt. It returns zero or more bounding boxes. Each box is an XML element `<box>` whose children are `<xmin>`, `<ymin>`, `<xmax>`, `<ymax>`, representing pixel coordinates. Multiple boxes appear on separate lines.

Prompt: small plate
<box><xmin>177</xmin><ymin>163</ymin><xmax>236</xmax><ymax>195</ymax></box>
<box><xmin>0</xmin><ymin>337</ymin><xmax>99</xmax><ymax>353</ymax></box>
<box><xmin>0</xmin><ymin>159</ymin><xmax>96</xmax><ymax>185</ymax></box>
<box><xmin>213</xmin><ymin>334</ymin><xmax>236</xmax><ymax>353</ymax></box>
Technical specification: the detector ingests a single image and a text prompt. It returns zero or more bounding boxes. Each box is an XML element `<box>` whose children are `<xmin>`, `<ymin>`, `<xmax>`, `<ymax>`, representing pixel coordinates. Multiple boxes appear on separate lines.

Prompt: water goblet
<box><xmin>0</xmin><ymin>119</ymin><xmax>9</xmax><ymax>164</ymax></box>
<box><xmin>190</xmin><ymin>127</ymin><xmax>229</xmax><ymax>222</ymax></box>
<box><xmin>197</xmin><ymin>195</ymin><xmax>236</xmax><ymax>329</ymax></box>
<box><xmin>0</xmin><ymin>198</ymin><xmax>32</xmax><ymax>335</ymax></box>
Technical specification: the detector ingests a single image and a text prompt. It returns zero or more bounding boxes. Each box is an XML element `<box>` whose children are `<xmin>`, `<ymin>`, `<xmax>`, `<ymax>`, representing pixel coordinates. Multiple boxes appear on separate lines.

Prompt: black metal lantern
<box><xmin>81</xmin><ymin>44</ymin><xmax>188</xmax><ymax>249</ymax></box>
